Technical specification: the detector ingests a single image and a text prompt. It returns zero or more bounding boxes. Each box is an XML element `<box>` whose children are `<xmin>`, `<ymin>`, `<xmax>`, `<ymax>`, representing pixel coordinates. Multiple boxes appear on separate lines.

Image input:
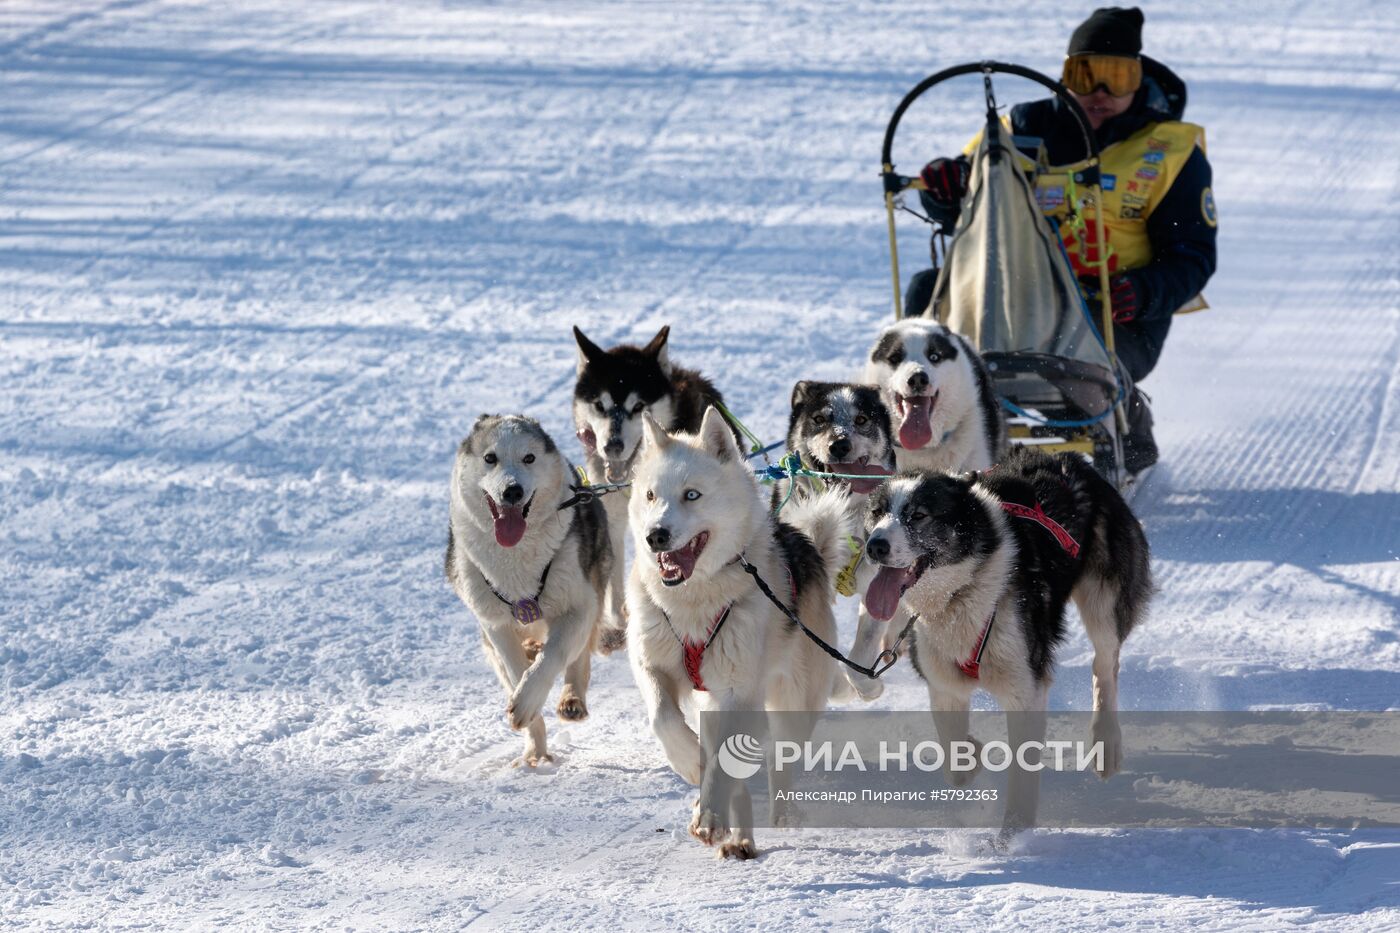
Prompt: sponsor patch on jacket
<box><xmin>1142</xmin><ymin>150</ymin><xmax>1165</xmax><ymax>164</ymax></box>
<box><xmin>1135</xmin><ymin>166</ymin><xmax>1159</xmax><ymax>181</ymax></box>
<box><xmin>1147</xmin><ymin>137</ymin><xmax>1169</xmax><ymax>151</ymax></box>
<box><xmin>1036</xmin><ymin>185</ymin><xmax>1066</xmax><ymax>211</ymax></box>
<box><xmin>1201</xmin><ymin>187</ymin><xmax>1218</xmax><ymax>227</ymax></box>
<box><xmin>1100</xmin><ymin>173</ymin><xmax>1116</xmax><ymax>191</ymax></box>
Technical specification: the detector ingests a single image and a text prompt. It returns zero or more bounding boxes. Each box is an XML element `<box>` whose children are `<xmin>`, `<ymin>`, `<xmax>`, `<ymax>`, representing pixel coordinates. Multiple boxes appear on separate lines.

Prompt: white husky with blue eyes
<box><xmin>625</xmin><ymin>406</ymin><xmax>853</xmax><ymax>860</ymax></box>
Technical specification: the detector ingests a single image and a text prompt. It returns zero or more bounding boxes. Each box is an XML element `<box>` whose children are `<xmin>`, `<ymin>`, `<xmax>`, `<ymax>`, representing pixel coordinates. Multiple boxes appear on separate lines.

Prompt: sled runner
<box><xmin>881</xmin><ymin>62</ymin><xmax>1131</xmax><ymax>487</ymax></box>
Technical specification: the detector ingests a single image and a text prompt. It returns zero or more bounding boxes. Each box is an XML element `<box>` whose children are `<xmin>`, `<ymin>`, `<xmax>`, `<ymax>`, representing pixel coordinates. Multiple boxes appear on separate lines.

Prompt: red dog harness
<box><xmin>678</xmin><ymin>604</ymin><xmax>732</xmax><ymax>692</ymax></box>
<box><xmin>665</xmin><ymin>562</ymin><xmax>797</xmax><ymax>691</ymax></box>
<box><xmin>959</xmin><ymin>499</ymin><xmax>1083</xmax><ymax>679</ymax></box>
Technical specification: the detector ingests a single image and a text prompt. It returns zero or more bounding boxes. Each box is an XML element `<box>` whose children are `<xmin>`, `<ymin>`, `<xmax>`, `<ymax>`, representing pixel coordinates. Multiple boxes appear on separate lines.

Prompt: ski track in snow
<box><xmin>2</xmin><ymin>1</ymin><xmax>1398</xmax><ymax>928</ymax></box>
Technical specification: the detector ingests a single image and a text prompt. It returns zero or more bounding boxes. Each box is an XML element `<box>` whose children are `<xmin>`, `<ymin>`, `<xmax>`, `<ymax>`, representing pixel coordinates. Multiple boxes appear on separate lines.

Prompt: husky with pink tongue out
<box><xmin>445</xmin><ymin>414</ymin><xmax>615</xmax><ymax>768</ymax></box>
<box><xmin>861</xmin><ymin>448</ymin><xmax>1152</xmax><ymax>843</ymax></box>
<box><xmin>863</xmin><ymin>318</ymin><xmax>1006</xmax><ymax>476</ymax></box>
<box><xmin>626</xmin><ymin>406</ymin><xmax>852</xmax><ymax>860</ymax></box>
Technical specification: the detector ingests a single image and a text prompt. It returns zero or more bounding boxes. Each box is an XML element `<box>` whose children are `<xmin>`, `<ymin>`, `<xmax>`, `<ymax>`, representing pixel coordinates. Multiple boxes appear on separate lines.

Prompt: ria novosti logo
<box><xmin>716</xmin><ymin>733</ymin><xmax>765</xmax><ymax>779</ymax></box>
<box><xmin>717</xmin><ymin>733</ymin><xmax>1107</xmax><ymax>777</ymax></box>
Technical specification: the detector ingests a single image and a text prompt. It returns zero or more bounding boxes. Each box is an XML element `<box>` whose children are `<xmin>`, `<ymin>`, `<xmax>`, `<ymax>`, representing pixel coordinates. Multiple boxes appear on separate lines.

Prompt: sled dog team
<box><xmin>446</xmin><ymin>317</ymin><xmax>1153</xmax><ymax>858</ymax></box>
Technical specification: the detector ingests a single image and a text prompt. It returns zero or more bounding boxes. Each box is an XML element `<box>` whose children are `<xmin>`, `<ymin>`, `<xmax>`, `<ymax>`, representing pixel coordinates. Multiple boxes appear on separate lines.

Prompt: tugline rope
<box><xmin>736</xmin><ymin>555</ymin><xmax>908</xmax><ymax>680</ymax></box>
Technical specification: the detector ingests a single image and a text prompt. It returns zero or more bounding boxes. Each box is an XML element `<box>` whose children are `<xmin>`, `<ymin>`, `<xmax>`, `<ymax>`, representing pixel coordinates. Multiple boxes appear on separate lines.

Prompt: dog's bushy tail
<box><xmin>779</xmin><ymin>487</ymin><xmax>858</xmax><ymax>589</ymax></box>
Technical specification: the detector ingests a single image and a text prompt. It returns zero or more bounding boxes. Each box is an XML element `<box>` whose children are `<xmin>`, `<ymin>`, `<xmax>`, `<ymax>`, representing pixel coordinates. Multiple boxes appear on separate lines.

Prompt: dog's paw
<box><xmin>689</xmin><ymin>807</ymin><xmax>729</xmax><ymax>846</ymax></box>
<box><xmin>846</xmin><ymin>669</ymin><xmax>885</xmax><ymax>702</ymax></box>
<box><xmin>521</xmin><ymin>638</ymin><xmax>544</xmax><ymax>662</ymax></box>
<box><xmin>557</xmin><ymin>692</ymin><xmax>589</xmax><ymax>722</ymax></box>
<box><xmin>514</xmin><ymin>751</ymin><xmax>555</xmax><ymax>768</ymax></box>
<box><xmin>506</xmin><ymin>699</ymin><xmax>543</xmax><ymax>732</ymax></box>
<box><xmin>719</xmin><ymin>838</ymin><xmax>758</xmax><ymax>860</ymax></box>
<box><xmin>596</xmin><ymin>625</ymin><xmax>627</xmax><ymax>655</ymax></box>
<box><xmin>1091</xmin><ymin>715</ymin><xmax>1123</xmax><ymax>780</ymax></box>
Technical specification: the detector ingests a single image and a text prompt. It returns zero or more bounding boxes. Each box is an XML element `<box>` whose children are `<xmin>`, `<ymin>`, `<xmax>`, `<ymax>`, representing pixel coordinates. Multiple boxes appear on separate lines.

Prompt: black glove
<box><xmin>919</xmin><ymin>156</ymin><xmax>969</xmax><ymax>206</ymax></box>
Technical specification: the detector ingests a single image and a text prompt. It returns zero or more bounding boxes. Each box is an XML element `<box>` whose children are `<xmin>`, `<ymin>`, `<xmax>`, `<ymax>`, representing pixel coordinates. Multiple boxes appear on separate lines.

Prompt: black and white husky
<box><xmin>781</xmin><ymin>380</ymin><xmax>903</xmax><ymax>701</ymax></box>
<box><xmin>572</xmin><ymin>325</ymin><xmax>738</xmax><ymax>636</ymax></box>
<box><xmin>864</xmin><ymin>318</ymin><xmax>1007</xmax><ymax>474</ymax></box>
<box><xmin>862</xmin><ymin>447</ymin><xmax>1152</xmax><ymax>836</ymax></box>
<box><xmin>626</xmin><ymin>407</ymin><xmax>851</xmax><ymax>859</ymax></box>
<box><xmin>445</xmin><ymin>415</ymin><xmax>612</xmax><ymax>766</ymax></box>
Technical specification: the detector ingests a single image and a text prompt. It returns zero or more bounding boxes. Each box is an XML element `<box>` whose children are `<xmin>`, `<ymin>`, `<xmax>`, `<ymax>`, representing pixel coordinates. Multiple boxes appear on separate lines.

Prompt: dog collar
<box><xmin>479</xmin><ymin>560</ymin><xmax>553</xmax><ymax>624</ymax></box>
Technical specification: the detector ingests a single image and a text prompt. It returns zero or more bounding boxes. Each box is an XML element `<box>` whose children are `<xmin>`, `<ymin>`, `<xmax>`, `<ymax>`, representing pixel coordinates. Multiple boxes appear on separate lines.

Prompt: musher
<box><xmin>908</xmin><ymin>6</ymin><xmax>1217</xmax><ymax>475</ymax></box>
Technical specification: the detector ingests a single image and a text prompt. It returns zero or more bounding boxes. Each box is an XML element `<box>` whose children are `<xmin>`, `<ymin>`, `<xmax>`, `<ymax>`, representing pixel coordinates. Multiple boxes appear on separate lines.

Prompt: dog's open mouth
<box><xmin>864</xmin><ymin>555</ymin><xmax>931</xmax><ymax>621</ymax></box>
<box><xmin>827</xmin><ymin>454</ymin><xmax>892</xmax><ymax>495</ymax></box>
<box><xmin>657</xmin><ymin>531</ymin><xmax>709</xmax><ymax>586</ymax></box>
<box><xmin>576</xmin><ymin>426</ymin><xmax>597</xmax><ymax>456</ymax></box>
<box><xmin>894</xmin><ymin>390</ymin><xmax>940</xmax><ymax>450</ymax></box>
<box><xmin>485</xmin><ymin>493</ymin><xmax>533</xmax><ymax>548</ymax></box>
<box><xmin>603</xmin><ymin>446</ymin><xmax>638</xmax><ymax>484</ymax></box>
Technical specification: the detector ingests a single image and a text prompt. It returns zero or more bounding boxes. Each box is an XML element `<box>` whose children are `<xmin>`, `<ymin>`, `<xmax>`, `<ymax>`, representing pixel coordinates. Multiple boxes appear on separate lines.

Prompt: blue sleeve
<box><xmin>1125</xmin><ymin>145</ymin><xmax>1217</xmax><ymax>322</ymax></box>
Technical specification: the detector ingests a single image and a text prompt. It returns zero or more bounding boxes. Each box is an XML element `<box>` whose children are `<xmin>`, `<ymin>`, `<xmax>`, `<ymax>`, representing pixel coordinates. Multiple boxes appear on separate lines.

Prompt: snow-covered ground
<box><xmin>2</xmin><ymin>0</ymin><xmax>1398</xmax><ymax>927</ymax></box>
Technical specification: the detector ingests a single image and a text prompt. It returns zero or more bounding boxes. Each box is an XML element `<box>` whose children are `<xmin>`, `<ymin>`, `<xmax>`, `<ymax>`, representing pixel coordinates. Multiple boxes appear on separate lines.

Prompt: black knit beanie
<box><xmin>1067</xmin><ymin>7</ymin><xmax>1144</xmax><ymax>57</ymax></box>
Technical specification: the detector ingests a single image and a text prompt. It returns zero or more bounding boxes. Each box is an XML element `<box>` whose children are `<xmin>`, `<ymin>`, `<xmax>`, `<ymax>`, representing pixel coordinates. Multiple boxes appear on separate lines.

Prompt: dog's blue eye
<box><xmin>484</xmin><ymin>452</ymin><xmax>497</xmax><ymax>465</ymax></box>
<box><xmin>684</xmin><ymin>489</ymin><xmax>701</xmax><ymax>501</ymax></box>
<box><xmin>522</xmin><ymin>454</ymin><xmax>535</xmax><ymax>464</ymax></box>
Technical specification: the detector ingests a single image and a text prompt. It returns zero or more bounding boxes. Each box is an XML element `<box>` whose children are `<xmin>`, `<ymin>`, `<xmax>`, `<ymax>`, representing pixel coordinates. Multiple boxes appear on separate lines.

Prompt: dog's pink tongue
<box><xmin>898</xmin><ymin>397</ymin><xmax>933</xmax><ymax>450</ymax></box>
<box><xmin>576</xmin><ymin>427</ymin><xmax>596</xmax><ymax>456</ymax></box>
<box><xmin>494</xmin><ymin>506</ymin><xmax>528</xmax><ymax>548</ymax></box>
<box><xmin>865</xmin><ymin>565</ymin><xmax>910</xmax><ymax>621</ymax></box>
<box><xmin>659</xmin><ymin>547</ymin><xmax>697</xmax><ymax>580</ymax></box>
<box><xmin>837</xmin><ymin>460</ymin><xmax>891</xmax><ymax>494</ymax></box>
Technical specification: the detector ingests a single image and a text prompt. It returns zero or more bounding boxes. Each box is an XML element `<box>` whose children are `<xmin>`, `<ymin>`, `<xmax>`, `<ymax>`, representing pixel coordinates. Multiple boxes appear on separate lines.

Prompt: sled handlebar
<box><xmin>880</xmin><ymin>60</ymin><xmax>1100</xmax><ymax>170</ymax></box>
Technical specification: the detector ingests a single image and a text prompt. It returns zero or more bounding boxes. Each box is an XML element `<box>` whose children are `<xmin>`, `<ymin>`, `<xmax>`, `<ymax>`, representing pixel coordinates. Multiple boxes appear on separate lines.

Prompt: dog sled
<box><xmin>880</xmin><ymin>63</ymin><xmax>1132</xmax><ymax>488</ymax></box>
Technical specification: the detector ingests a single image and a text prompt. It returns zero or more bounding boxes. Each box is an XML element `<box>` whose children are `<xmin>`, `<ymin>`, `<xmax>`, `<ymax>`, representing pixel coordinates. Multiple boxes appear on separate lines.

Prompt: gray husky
<box><xmin>572</xmin><ymin>325</ymin><xmax>739</xmax><ymax>637</ymax></box>
<box><xmin>780</xmin><ymin>380</ymin><xmax>902</xmax><ymax>702</ymax></box>
<box><xmin>445</xmin><ymin>414</ymin><xmax>612</xmax><ymax>766</ymax></box>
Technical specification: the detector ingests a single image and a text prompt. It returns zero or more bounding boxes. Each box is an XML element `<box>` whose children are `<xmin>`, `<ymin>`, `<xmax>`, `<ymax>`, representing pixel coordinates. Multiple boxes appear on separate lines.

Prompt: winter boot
<box><xmin>1122</xmin><ymin>388</ymin><xmax>1158</xmax><ymax>476</ymax></box>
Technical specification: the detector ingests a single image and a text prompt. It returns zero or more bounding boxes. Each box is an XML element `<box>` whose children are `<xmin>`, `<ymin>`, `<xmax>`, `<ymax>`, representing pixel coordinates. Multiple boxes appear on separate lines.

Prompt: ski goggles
<box><xmin>1061</xmin><ymin>54</ymin><xmax>1142</xmax><ymax>97</ymax></box>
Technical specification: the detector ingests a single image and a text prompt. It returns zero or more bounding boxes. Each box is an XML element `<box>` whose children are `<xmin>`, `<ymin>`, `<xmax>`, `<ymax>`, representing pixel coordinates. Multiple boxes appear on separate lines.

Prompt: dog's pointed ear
<box><xmin>642</xmin><ymin>325</ymin><xmax>671</xmax><ymax>377</ymax></box>
<box><xmin>640</xmin><ymin>411</ymin><xmax>671</xmax><ymax>452</ymax></box>
<box><xmin>573</xmin><ymin>326</ymin><xmax>606</xmax><ymax>375</ymax></box>
<box><xmin>791</xmin><ymin>380</ymin><xmax>816</xmax><ymax>410</ymax></box>
<box><xmin>699</xmin><ymin>405</ymin><xmax>739</xmax><ymax>463</ymax></box>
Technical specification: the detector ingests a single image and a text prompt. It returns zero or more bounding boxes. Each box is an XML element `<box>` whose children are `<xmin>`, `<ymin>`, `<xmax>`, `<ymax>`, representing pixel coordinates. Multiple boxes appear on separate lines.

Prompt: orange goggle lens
<box><xmin>1061</xmin><ymin>54</ymin><xmax>1142</xmax><ymax>97</ymax></box>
